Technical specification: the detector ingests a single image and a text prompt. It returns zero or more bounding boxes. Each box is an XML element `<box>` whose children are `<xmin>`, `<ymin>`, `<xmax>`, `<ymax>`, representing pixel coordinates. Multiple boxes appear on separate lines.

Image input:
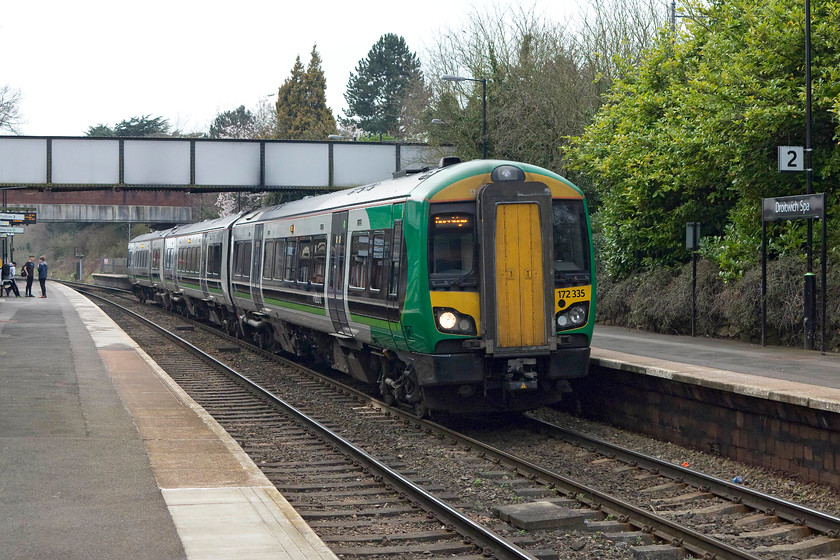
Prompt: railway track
<box><xmin>83</xmin><ymin>288</ymin><xmax>536</xmax><ymax>559</ymax></box>
<box><xmin>74</xmin><ymin>283</ymin><xmax>840</xmax><ymax>559</ymax></box>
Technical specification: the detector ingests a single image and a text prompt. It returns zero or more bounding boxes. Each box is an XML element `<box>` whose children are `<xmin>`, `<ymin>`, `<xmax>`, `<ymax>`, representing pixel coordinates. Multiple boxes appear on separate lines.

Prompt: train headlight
<box><xmin>569</xmin><ymin>305</ymin><xmax>587</xmax><ymax>325</ymax></box>
<box><xmin>434</xmin><ymin>307</ymin><xmax>477</xmax><ymax>335</ymax></box>
<box><xmin>555</xmin><ymin>303</ymin><xmax>589</xmax><ymax>332</ymax></box>
<box><xmin>439</xmin><ymin>311</ymin><xmax>458</xmax><ymax>330</ymax></box>
<box><xmin>491</xmin><ymin>165</ymin><xmax>526</xmax><ymax>182</ymax></box>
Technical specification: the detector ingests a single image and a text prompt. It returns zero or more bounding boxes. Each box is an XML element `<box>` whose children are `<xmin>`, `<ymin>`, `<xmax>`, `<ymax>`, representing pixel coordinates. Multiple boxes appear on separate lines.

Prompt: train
<box><xmin>127</xmin><ymin>157</ymin><xmax>595</xmax><ymax>416</ymax></box>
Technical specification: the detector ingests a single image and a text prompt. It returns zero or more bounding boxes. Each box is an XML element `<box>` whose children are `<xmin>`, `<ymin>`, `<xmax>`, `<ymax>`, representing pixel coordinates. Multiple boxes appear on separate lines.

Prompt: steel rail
<box><xmin>80</xmin><ymin>289</ymin><xmax>539</xmax><ymax>560</ymax></box>
<box><xmin>77</xmin><ymin>285</ymin><xmax>816</xmax><ymax>557</ymax></box>
<box><xmin>522</xmin><ymin>415</ymin><xmax>840</xmax><ymax>538</ymax></box>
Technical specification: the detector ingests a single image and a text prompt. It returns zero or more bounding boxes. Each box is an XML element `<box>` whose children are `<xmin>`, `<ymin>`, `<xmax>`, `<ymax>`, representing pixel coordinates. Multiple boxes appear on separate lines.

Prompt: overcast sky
<box><xmin>1</xmin><ymin>0</ymin><xmax>577</xmax><ymax>137</ymax></box>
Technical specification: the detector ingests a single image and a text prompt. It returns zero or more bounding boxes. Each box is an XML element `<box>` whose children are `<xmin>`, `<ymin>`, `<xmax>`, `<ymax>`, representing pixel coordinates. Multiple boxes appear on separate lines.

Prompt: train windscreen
<box><xmin>552</xmin><ymin>200</ymin><xmax>590</xmax><ymax>286</ymax></box>
<box><xmin>429</xmin><ymin>212</ymin><xmax>476</xmax><ymax>289</ymax></box>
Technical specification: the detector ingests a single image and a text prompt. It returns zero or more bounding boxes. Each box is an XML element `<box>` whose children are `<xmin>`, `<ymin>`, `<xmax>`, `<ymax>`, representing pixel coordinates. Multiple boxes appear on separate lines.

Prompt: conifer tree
<box><xmin>343</xmin><ymin>34</ymin><xmax>422</xmax><ymax>138</ymax></box>
<box><xmin>275</xmin><ymin>45</ymin><xmax>337</xmax><ymax>140</ymax></box>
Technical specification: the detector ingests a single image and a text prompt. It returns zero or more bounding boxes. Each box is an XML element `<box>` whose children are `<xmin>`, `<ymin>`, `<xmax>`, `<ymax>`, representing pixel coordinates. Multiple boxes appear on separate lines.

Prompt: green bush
<box><xmin>596</xmin><ymin>254</ymin><xmax>836</xmax><ymax>350</ymax></box>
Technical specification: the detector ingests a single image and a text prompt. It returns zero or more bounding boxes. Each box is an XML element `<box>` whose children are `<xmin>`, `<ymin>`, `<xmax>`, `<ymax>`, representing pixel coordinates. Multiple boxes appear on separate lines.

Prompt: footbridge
<box><xmin>0</xmin><ymin>136</ymin><xmax>451</xmax><ymax>224</ymax></box>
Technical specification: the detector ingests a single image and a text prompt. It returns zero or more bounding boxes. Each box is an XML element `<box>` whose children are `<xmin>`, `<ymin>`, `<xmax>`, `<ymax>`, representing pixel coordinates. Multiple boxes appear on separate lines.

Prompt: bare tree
<box><xmin>0</xmin><ymin>85</ymin><xmax>23</xmax><ymax>134</ymax></box>
<box><xmin>419</xmin><ymin>1</ymin><xmax>667</xmax><ymax>171</ymax></box>
<box><xmin>573</xmin><ymin>0</ymin><xmax>669</xmax><ymax>83</ymax></box>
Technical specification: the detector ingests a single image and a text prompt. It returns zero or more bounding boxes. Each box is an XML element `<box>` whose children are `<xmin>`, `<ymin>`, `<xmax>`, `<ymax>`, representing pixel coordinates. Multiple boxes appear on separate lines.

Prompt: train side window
<box><xmin>369</xmin><ymin>231</ymin><xmax>385</xmax><ymax>292</ymax></box>
<box><xmin>273</xmin><ymin>239</ymin><xmax>286</xmax><ymax>280</ymax></box>
<box><xmin>177</xmin><ymin>248</ymin><xmax>184</xmax><ymax>272</ymax></box>
<box><xmin>152</xmin><ymin>249</ymin><xmax>161</xmax><ymax>269</ymax></box>
<box><xmin>263</xmin><ymin>240</ymin><xmax>274</xmax><ymax>280</ymax></box>
<box><xmin>284</xmin><ymin>239</ymin><xmax>297</xmax><ymax>282</ymax></box>
<box><xmin>297</xmin><ymin>238</ymin><xmax>311</xmax><ymax>283</ymax></box>
<box><xmin>165</xmin><ymin>247</ymin><xmax>174</xmax><ymax>271</ymax></box>
<box><xmin>233</xmin><ymin>241</ymin><xmax>252</xmax><ymax>278</ymax></box>
<box><xmin>349</xmin><ymin>232</ymin><xmax>369</xmax><ymax>290</ymax></box>
<box><xmin>206</xmin><ymin>243</ymin><xmax>222</xmax><ymax>278</ymax></box>
<box><xmin>312</xmin><ymin>236</ymin><xmax>326</xmax><ymax>286</ymax></box>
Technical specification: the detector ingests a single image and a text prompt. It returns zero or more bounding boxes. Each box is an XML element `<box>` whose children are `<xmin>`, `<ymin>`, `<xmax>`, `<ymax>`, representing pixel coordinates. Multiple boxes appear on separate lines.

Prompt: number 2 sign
<box><xmin>778</xmin><ymin>146</ymin><xmax>804</xmax><ymax>172</ymax></box>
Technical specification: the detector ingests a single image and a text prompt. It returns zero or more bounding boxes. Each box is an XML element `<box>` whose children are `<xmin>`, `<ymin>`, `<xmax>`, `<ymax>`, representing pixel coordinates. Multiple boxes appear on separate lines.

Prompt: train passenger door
<box><xmin>478</xmin><ymin>182</ymin><xmax>554</xmax><ymax>352</ymax></box>
<box><xmin>495</xmin><ymin>203</ymin><xmax>546</xmax><ymax>348</ymax></box>
<box><xmin>386</xmin><ymin>210</ymin><xmax>408</xmax><ymax>350</ymax></box>
<box><xmin>200</xmin><ymin>235</ymin><xmax>209</xmax><ymax>298</ymax></box>
<box><xmin>328</xmin><ymin>212</ymin><xmax>352</xmax><ymax>336</ymax></box>
<box><xmin>250</xmin><ymin>224</ymin><xmax>265</xmax><ymax>310</ymax></box>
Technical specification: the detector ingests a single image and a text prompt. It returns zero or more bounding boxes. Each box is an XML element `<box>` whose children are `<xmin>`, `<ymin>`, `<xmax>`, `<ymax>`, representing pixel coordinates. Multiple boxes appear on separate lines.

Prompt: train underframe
<box><xmin>132</xmin><ymin>288</ymin><xmax>589</xmax><ymax>417</ymax></box>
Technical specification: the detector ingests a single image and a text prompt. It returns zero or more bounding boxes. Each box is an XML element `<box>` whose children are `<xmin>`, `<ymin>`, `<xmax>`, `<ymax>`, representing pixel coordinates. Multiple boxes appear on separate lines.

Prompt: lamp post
<box><xmin>440</xmin><ymin>74</ymin><xmax>487</xmax><ymax>159</ymax></box>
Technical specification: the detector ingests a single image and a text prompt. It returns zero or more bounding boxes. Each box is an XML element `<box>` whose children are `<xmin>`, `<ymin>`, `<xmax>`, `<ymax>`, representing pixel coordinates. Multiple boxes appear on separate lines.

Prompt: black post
<box><xmin>481</xmin><ymin>78</ymin><xmax>487</xmax><ymax>159</ymax></box>
<box><xmin>804</xmin><ymin>273</ymin><xmax>816</xmax><ymax>350</ymax></box>
<box><xmin>691</xmin><ymin>251</ymin><xmax>697</xmax><ymax>337</ymax></box>
<box><xmin>803</xmin><ymin>0</ymin><xmax>816</xmax><ymax>350</ymax></box>
<box><xmin>822</xmin><ymin>215</ymin><xmax>827</xmax><ymax>353</ymax></box>
<box><xmin>761</xmin><ymin>221</ymin><xmax>767</xmax><ymax>347</ymax></box>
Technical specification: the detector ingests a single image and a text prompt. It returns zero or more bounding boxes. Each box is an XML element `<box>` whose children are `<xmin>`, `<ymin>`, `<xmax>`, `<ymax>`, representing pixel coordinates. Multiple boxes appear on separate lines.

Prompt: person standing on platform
<box><xmin>22</xmin><ymin>255</ymin><xmax>35</xmax><ymax>297</ymax></box>
<box><xmin>5</xmin><ymin>261</ymin><xmax>20</xmax><ymax>297</ymax></box>
<box><xmin>37</xmin><ymin>255</ymin><xmax>48</xmax><ymax>298</ymax></box>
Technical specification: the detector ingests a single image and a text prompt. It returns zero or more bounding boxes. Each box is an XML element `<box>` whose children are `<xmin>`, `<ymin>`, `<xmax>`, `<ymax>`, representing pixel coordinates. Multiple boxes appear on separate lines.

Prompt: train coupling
<box><xmin>505</xmin><ymin>358</ymin><xmax>538</xmax><ymax>391</ymax></box>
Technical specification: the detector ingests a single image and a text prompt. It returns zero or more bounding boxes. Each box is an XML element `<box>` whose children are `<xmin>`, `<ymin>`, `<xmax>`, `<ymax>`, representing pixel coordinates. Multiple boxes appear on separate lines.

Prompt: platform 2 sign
<box><xmin>762</xmin><ymin>193</ymin><xmax>824</xmax><ymax>222</ymax></box>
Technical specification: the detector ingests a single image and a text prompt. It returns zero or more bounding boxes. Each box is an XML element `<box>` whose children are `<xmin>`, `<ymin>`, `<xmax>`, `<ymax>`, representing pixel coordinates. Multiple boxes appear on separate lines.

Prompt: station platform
<box><xmin>0</xmin><ymin>283</ymin><xmax>338</xmax><ymax>559</ymax></box>
<box><xmin>591</xmin><ymin>325</ymin><xmax>840</xmax><ymax>413</ymax></box>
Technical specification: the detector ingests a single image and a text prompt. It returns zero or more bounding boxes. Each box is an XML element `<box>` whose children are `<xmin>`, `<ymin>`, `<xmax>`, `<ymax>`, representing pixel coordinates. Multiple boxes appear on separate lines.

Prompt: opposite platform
<box><xmin>0</xmin><ymin>283</ymin><xmax>338</xmax><ymax>560</ymax></box>
<box><xmin>592</xmin><ymin>325</ymin><xmax>840</xmax><ymax>413</ymax></box>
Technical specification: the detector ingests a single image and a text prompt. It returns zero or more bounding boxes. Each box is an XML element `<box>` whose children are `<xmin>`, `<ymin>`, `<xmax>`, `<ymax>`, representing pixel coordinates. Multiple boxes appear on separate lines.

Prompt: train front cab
<box><xmin>419</xmin><ymin>164</ymin><xmax>594</xmax><ymax>413</ymax></box>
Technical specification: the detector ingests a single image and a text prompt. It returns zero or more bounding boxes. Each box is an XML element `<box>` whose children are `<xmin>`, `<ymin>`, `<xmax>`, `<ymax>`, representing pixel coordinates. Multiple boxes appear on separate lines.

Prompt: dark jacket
<box><xmin>22</xmin><ymin>261</ymin><xmax>34</xmax><ymax>278</ymax></box>
<box><xmin>38</xmin><ymin>261</ymin><xmax>48</xmax><ymax>279</ymax></box>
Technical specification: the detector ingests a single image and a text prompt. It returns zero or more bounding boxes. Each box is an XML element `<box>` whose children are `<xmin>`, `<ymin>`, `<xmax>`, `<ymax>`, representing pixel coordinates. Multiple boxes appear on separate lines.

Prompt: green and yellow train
<box><xmin>128</xmin><ymin>157</ymin><xmax>595</xmax><ymax>416</ymax></box>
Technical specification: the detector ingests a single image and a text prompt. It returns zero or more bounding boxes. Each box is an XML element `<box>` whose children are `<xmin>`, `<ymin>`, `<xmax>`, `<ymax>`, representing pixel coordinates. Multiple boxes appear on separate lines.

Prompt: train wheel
<box><xmin>413</xmin><ymin>401</ymin><xmax>428</xmax><ymax>419</ymax></box>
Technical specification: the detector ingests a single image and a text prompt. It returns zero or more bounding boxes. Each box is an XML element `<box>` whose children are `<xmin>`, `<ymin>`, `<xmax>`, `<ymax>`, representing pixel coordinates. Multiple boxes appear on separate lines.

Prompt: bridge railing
<box><xmin>0</xmin><ymin>136</ymin><xmax>452</xmax><ymax>192</ymax></box>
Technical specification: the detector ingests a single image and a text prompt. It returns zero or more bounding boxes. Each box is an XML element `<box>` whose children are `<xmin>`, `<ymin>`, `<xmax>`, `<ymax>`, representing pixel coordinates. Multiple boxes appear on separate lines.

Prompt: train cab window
<box><xmin>369</xmin><ymin>232</ymin><xmax>385</xmax><ymax>292</ymax></box>
<box><xmin>284</xmin><ymin>239</ymin><xmax>297</xmax><ymax>282</ymax></box>
<box><xmin>298</xmin><ymin>238</ymin><xmax>311</xmax><ymax>283</ymax></box>
<box><xmin>552</xmin><ymin>200</ymin><xmax>591</xmax><ymax>286</ymax></box>
<box><xmin>206</xmin><ymin>243</ymin><xmax>222</xmax><ymax>279</ymax></box>
<box><xmin>165</xmin><ymin>247</ymin><xmax>175</xmax><ymax>271</ymax></box>
<box><xmin>349</xmin><ymin>233</ymin><xmax>369</xmax><ymax>289</ymax></box>
<box><xmin>429</xmin><ymin>213</ymin><xmax>475</xmax><ymax>279</ymax></box>
<box><xmin>273</xmin><ymin>240</ymin><xmax>286</xmax><ymax>280</ymax></box>
<box><xmin>233</xmin><ymin>241</ymin><xmax>252</xmax><ymax>278</ymax></box>
<box><xmin>312</xmin><ymin>236</ymin><xmax>326</xmax><ymax>285</ymax></box>
<box><xmin>263</xmin><ymin>240</ymin><xmax>274</xmax><ymax>280</ymax></box>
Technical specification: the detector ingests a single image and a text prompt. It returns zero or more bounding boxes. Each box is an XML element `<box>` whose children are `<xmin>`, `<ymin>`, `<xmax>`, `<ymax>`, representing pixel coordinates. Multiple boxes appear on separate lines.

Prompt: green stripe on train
<box><xmin>262</xmin><ymin>297</ymin><xmax>327</xmax><ymax>316</ymax></box>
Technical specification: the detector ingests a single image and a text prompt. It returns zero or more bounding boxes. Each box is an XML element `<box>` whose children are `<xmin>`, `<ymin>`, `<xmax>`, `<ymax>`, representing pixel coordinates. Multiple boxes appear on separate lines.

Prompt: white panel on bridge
<box><xmin>124</xmin><ymin>140</ymin><xmax>191</xmax><ymax>185</ymax></box>
<box><xmin>333</xmin><ymin>144</ymin><xmax>396</xmax><ymax>187</ymax></box>
<box><xmin>0</xmin><ymin>138</ymin><xmax>47</xmax><ymax>183</ymax></box>
<box><xmin>401</xmin><ymin>144</ymin><xmax>446</xmax><ymax>169</ymax></box>
<box><xmin>52</xmin><ymin>139</ymin><xmax>120</xmax><ymax>184</ymax></box>
<box><xmin>265</xmin><ymin>142</ymin><xmax>329</xmax><ymax>187</ymax></box>
<box><xmin>195</xmin><ymin>141</ymin><xmax>261</xmax><ymax>186</ymax></box>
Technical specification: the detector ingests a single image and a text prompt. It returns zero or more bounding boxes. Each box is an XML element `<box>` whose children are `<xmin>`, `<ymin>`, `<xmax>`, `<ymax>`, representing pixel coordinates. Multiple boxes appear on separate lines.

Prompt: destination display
<box><xmin>0</xmin><ymin>208</ymin><xmax>37</xmax><ymax>224</ymax></box>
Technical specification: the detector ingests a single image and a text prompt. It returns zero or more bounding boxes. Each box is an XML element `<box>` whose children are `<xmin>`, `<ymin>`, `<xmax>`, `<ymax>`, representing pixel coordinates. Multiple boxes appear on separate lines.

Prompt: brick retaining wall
<box><xmin>569</xmin><ymin>365</ymin><xmax>840</xmax><ymax>488</ymax></box>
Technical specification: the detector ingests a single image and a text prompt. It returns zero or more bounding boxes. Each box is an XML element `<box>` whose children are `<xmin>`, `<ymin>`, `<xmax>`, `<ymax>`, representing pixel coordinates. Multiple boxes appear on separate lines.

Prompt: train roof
<box><xmin>165</xmin><ymin>213</ymin><xmax>242</xmax><ymax>236</ymax></box>
<box><xmin>241</xmin><ymin>159</ymin><xmax>580</xmax><ymax>224</ymax></box>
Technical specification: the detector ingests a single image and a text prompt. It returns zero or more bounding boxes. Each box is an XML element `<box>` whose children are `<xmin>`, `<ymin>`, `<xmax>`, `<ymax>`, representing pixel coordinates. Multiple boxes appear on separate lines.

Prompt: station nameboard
<box><xmin>0</xmin><ymin>208</ymin><xmax>37</xmax><ymax>224</ymax></box>
<box><xmin>762</xmin><ymin>193</ymin><xmax>824</xmax><ymax>222</ymax></box>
